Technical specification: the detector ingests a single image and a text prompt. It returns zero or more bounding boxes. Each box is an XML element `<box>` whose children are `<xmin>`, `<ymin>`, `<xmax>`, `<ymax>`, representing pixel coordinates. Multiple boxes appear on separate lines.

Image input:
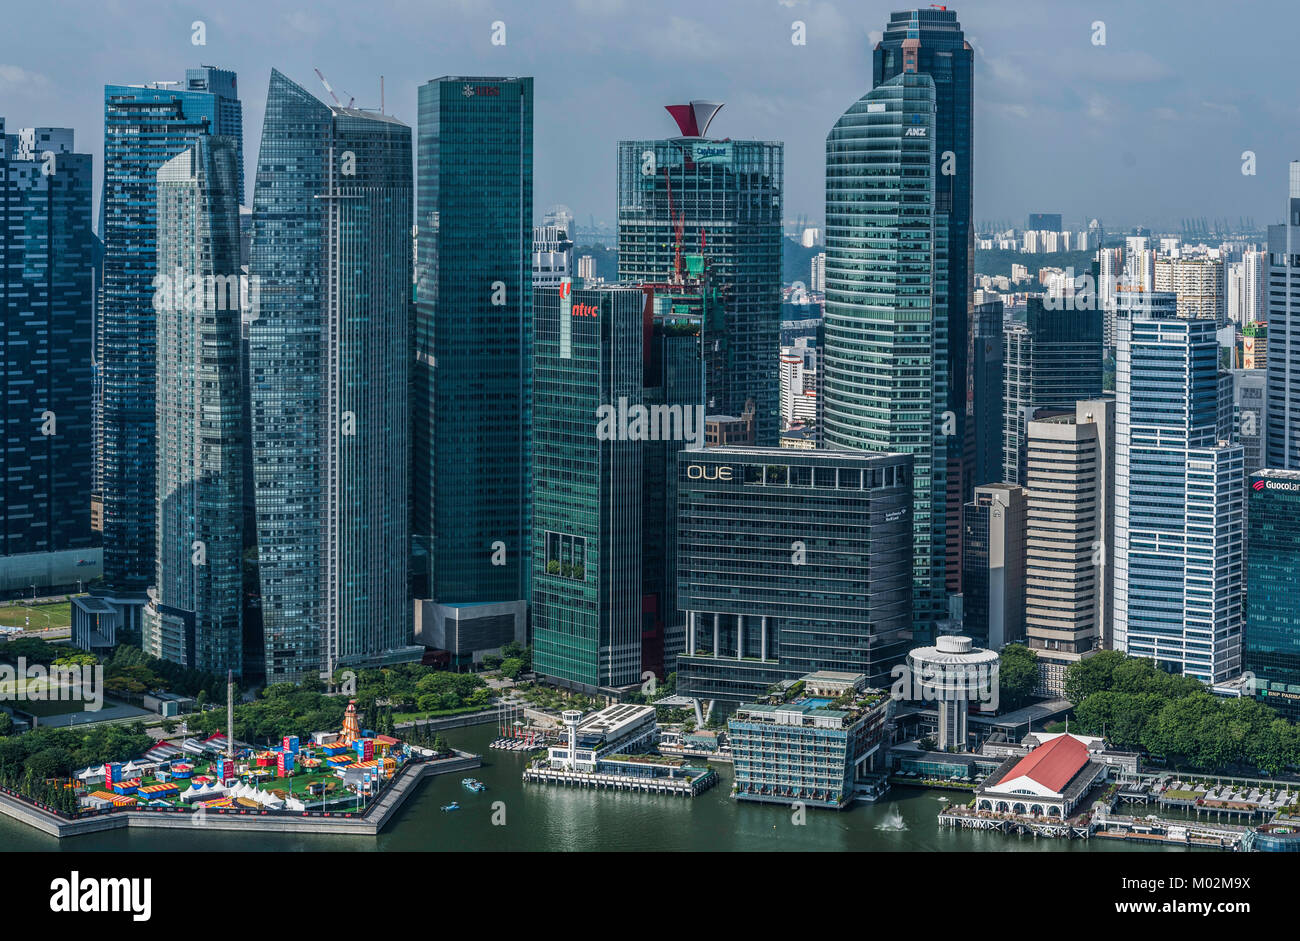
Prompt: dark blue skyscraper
<box><xmin>97</xmin><ymin>70</ymin><xmax>242</xmax><ymax>626</ymax></box>
<box><xmin>250</xmin><ymin>70</ymin><xmax>414</xmax><ymax>681</ymax></box>
<box><xmin>1</xmin><ymin>121</ymin><xmax>97</xmax><ymax>594</ymax></box>
<box><xmin>414</xmin><ymin>77</ymin><xmax>533</xmax><ymax>622</ymax></box>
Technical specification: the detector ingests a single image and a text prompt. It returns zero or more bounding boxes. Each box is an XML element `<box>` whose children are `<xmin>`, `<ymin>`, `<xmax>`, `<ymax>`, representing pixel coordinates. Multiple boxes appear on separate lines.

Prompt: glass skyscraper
<box><xmin>97</xmin><ymin>69</ymin><xmax>243</xmax><ymax>621</ymax></box>
<box><xmin>145</xmin><ymin>136</ymin><xmax>243</xmax><ymax>672</ymax></box>
<box><xmin>1113</xmin><ymin>291</ymin><xmax>1244</xmax><ymax>682</ymax></box>
<box><xmin>873</xmin><ymin>7</ymin><xmax>974</xmax><ymax>593</ymax></box>
<box><xmin>640</xmin><ymin>262</ymin><xmax>711</xmax><ymax>677</ymax></box>
<box><xmin>675</xmin><ymin>447</ymin><xmax>914</xmax><ymax>709</ymax></box>
<box><xmin>1</xmin><ymin>121</ymin><xmax>97</xmax><ymax>592</ymax></box>
<box><xmin>531</xmin><ymin>283</ymin><xmax>646</xmax><ymax>692</ymax></box>
<box><xmin>617</xmin><ymin>115</ymin><xmax>782</xmax><ymax>444</ymax></box>
<box><xmin>1244</xmin><ymin>470</ymin><xmax>1300</xmax><ymax>719</ymax></box>
<box><xmin>414</xmin><ymin>77</ymin><xmax>533</xmax><ymax>613</ymax></box>
<box><xmin>1001</xmin><ymin>296</ymin><xmax>1104</xmax><ymax>485</ymax></box>
<box><xmin>823</xmin><ymin>71</ymin><xmax>949</xmax><ymax>637</ymax></box>
<box><xmin>1266</xmin><ymin>162</ymin><xmax>1300</xmax><ymax>470</ymax></box>
<box><xmin>250</xmin><ymin>70</ymin><xmax>413</xmax><ymax>681</ymax></box>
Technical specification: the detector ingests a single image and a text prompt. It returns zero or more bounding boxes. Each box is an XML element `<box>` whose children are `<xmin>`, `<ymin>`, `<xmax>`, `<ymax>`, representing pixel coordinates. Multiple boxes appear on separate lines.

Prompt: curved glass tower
<box><xmin>146</xmin><ymin>136</ymin><xmax>244</xmax><ymax>672</ymax></box>
<box><xmin>823</xmin><ymin>72</ymin><xmax>948</xmax><ymax>638</ymax></box>
<box><xmin>250</xmin><ymin>70</ymin><xmax>413</xmax><ymax>681</ymax></box>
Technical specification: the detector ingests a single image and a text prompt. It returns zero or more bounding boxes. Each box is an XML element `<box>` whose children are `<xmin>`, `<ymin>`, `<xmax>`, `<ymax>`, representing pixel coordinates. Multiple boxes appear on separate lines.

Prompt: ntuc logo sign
<box><xmin>572</xmin><ymin>302</ymin><xmax>598</xmax><ymax>318</ymax></box>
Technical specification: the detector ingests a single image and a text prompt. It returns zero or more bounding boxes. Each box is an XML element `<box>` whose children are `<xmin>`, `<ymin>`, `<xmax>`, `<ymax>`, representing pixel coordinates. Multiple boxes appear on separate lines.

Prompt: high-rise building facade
<box><xmin>971</xmin><ymin>298</ymin><xmax>1004</xmax><ymax>488</ymax></box>
<box><xmin>531</xmin><ymin>224</ymin><xmax>573</xmax><ymax>289</ymax></box>
<box><xmin>961</xmin><ymin>484</ymin><xmax>1026</xmax><ymax>651</ymax></box>
<box><xmin>675</xmin><ymin>447</ymin><xmax>913</xmax><ymax>709</ymax></box>
<box><xmin>414</xmin><ymin>76</ymin><xmax>533</xmax><ymax>613</ymax></box>
<box><xmin>1024</xmin><ymin>399</ymin><xmax>1114</xmax><ymax>696</ymax></box>
<box><xmin>1266</xmin><ymin>162</ymin><xmax>1300</xmax><ymax>470</ymax></box>
<box><xmin>1001</xmin><ymin>296</ymin><xmax>1103</xmax><ymax>485</ymax></box>
<box><xmin>617</xmin><ymin>104</ymin><xmax>782</xmax><ymax>443</ymax></box>
<box><xmin>640</xmin><ymin>265</ymin><xmax>710</xmax><ymax>676</ymax></box>
<box><xmin>97</xmin><ymin>70</ymin><xmax>243</xmax><ymax>623</ymax></box>
<box><xmin>1155</xmin><ymin>256</ymin><xmax>1226</xmax><ymax>326</ymax></box>
<box><xmin>144</xmin><ymin>136</ymin><xmax>243</xmax><ymax>672</ymax></box>
<box><xmin>1</xmin><ymin>122</ymin><xmax>97</xmax><ymax>594</ymax></box>
<box><xmin>250</xmin><ymin>70</ymin><xmax>414</xmax><ymax>680</ymax></box>
<box><xmin>531</xmin><ymin>284</ymin><xmax>646</xmax><ymax>692</ymax></box>
<box><xmin>1232</xmin><ymin>369</ymin><xmax>1267</xmax><ymax>475</ymax></box>
<box><xmin>1114</xmin><ymin>295</ymin><xmax>1244</xmax><ymax>682</ymax></box>
<box><xmin>824</xmin><ymin>72</ymin><xmax>949</xmax><ymax>636</ymax></box>
<box><xmin>873</xmin><ymin>8</ymin><xmax>974</xmax><ymax>597</ymax></box>
<box><xmin>1244</xmin><ymin>470</ymin><xmax>1300</xmax><ymax>720</ymax></box>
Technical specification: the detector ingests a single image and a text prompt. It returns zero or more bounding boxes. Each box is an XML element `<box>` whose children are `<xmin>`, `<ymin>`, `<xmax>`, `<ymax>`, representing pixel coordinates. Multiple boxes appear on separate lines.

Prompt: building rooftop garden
<box><xmin>746</xmin><ymin>673</ymin><xmax>889</xmax><ymax>724</ymax></box>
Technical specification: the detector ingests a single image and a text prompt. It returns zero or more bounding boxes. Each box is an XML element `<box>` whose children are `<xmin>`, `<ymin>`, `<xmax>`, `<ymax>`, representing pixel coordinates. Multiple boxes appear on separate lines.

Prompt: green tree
<box><xmin>998</xmin><ymin>644</ymin><xmax>1038</xmax><ymax>711</ymax></box>
<box><xmin>1062</xmin><ymin>649</ymin><xmax>1125</xmax><ymax>706</ymax></box>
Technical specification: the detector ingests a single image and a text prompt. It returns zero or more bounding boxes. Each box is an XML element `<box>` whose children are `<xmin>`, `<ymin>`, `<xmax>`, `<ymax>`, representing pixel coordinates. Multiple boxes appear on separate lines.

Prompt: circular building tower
<box><xmin>906</xmin><ymin>636</ymin><xmax>1000</xmax><ymax>751</ymax></box>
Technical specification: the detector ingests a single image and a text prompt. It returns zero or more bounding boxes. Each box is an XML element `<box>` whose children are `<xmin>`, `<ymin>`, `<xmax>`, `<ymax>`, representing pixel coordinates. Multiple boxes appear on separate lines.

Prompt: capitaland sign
<box><xmin>686</xmin><ymin>464</ymin><xmax>732</xmax><ymax>481</ymax></box>
<box><xmin>693</xmin><ymin>142</ymin><xmax>732</xmax><ymax>163</ymax></box>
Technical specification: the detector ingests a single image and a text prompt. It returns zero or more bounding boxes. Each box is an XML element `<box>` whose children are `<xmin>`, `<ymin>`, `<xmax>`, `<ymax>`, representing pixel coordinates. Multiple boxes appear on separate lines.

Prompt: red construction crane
<box><xmin>664</xmin><ymin>167</ymin><xmax>685</xmax><ymax>281</ymax></box>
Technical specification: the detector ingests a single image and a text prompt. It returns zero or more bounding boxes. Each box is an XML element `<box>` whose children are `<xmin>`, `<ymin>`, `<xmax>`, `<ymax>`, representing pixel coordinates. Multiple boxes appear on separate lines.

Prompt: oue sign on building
<box><xmin>686</xmin><ymin>464</ymin><xmax>732</xmax><ymax>481</ymax></box>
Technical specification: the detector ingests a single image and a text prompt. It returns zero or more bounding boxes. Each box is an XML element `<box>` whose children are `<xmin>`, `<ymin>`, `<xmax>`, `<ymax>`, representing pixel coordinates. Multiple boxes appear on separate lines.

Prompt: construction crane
<box><xmin>664</xmin><ymin>167</ymin><xmax>685</xmax><ymax>282</ymax></box>
<box><xmin>313</xmin><ymin>68</ymin><xmax>354</xmax><ymax>108</ymax></box>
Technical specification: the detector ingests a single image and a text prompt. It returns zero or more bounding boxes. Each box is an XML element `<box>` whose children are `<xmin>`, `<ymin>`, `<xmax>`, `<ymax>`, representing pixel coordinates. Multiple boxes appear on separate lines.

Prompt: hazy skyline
<box><xmin>4</xmin><ymin>0</ymin><xmax>1298</xmax><ymax>233</ymax></box>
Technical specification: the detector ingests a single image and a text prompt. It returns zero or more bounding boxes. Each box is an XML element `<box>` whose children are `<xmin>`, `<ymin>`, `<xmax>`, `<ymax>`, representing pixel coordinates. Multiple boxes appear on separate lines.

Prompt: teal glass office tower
<box><xmin>874</xmin><ymin>8</ymin><xmax>974</xmax><ymax>596</ymax></box>
<box><xmin>414</xmin><ymin>77</ymin><xmax>533</xmax><ymax>611</ymax></box>
<box><xmin>250</xmin><ymin>70</ymin><xmax>414</xmax><ymax>680</ymax></box>
<box><xmin>98</xmin><ymin>69</ymin><xmax>243</xmax><ymax>616</ymax></box>
<box><xmin>823</xmin><ymin>72</ymin><xmax>949</xmax><ymax>637</ymax></box>
<box><xmin>1244</xmin><ymin>471</ymin><xmax>1300</xmax><ymax>719</ymax></box>
<box><xmin>531</xmin><ymin>284</ymin><xmax>645</xmax><ymax>692</ymax></box>
<box><xmin>1</xmin><ymin>122</ymin><xmax>97</xmax><ymax>591</ymax></box>
<box><xmin>145</xmin><ymin>137</ymin><xmax>243</xmax><ymax>672</ymax></box>
<box><xmin>617</xmin><ymin>121</ymin><xmax>782</xmax><ymax>445</ymax></box>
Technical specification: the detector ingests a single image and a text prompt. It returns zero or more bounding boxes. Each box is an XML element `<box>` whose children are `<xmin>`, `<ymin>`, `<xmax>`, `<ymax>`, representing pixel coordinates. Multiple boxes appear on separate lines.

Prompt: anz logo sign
<box><xmin>904</xmin><ymin>126</ymin><xmax>928</xmax><ymax>137</ymax></box>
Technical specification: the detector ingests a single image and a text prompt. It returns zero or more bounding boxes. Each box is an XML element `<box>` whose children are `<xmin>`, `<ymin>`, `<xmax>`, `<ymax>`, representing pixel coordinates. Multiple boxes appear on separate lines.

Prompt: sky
<box><xmin>3</xmin><ymin>0</ymin><xmax>1298</xmax><ymax>234</ymax></box>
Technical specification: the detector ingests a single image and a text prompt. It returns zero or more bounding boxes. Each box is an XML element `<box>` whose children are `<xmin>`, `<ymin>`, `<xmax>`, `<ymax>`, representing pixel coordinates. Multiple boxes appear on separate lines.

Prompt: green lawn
<box><xmin>0</xmin><ymin>600</ymin><xmax>73</xmax><ymax>630</ymax></box>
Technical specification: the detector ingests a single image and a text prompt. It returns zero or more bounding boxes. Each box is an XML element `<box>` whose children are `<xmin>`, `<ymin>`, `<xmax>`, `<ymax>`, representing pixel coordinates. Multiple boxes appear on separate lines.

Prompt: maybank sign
<box><xmin>693</xmin><ymin>142</ymin><xmax>732</xmax><ymax>164</ymax></box>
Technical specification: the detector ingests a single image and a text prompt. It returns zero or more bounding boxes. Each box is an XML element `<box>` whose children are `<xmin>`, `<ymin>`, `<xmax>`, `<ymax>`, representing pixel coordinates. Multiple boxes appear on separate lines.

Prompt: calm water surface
<box><xmin>1</xmin><ymin>723</ymin><xmax>1175</xmax><ymax>852</ymax></box>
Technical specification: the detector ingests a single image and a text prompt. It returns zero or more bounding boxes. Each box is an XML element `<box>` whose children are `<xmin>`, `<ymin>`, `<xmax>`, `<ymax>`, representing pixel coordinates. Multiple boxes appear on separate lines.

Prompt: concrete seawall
<box><xmin>0</xmin><ymin>753</ymin><xmax>480</xmax><ymax>840</ymax></box>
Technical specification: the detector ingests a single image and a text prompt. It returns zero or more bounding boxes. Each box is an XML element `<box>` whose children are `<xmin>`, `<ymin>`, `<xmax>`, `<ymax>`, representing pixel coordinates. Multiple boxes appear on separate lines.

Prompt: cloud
<box><xmin>0</xmin><ymin>64</ymin><xmax>49</xmax><ymax>93</ymax></box>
